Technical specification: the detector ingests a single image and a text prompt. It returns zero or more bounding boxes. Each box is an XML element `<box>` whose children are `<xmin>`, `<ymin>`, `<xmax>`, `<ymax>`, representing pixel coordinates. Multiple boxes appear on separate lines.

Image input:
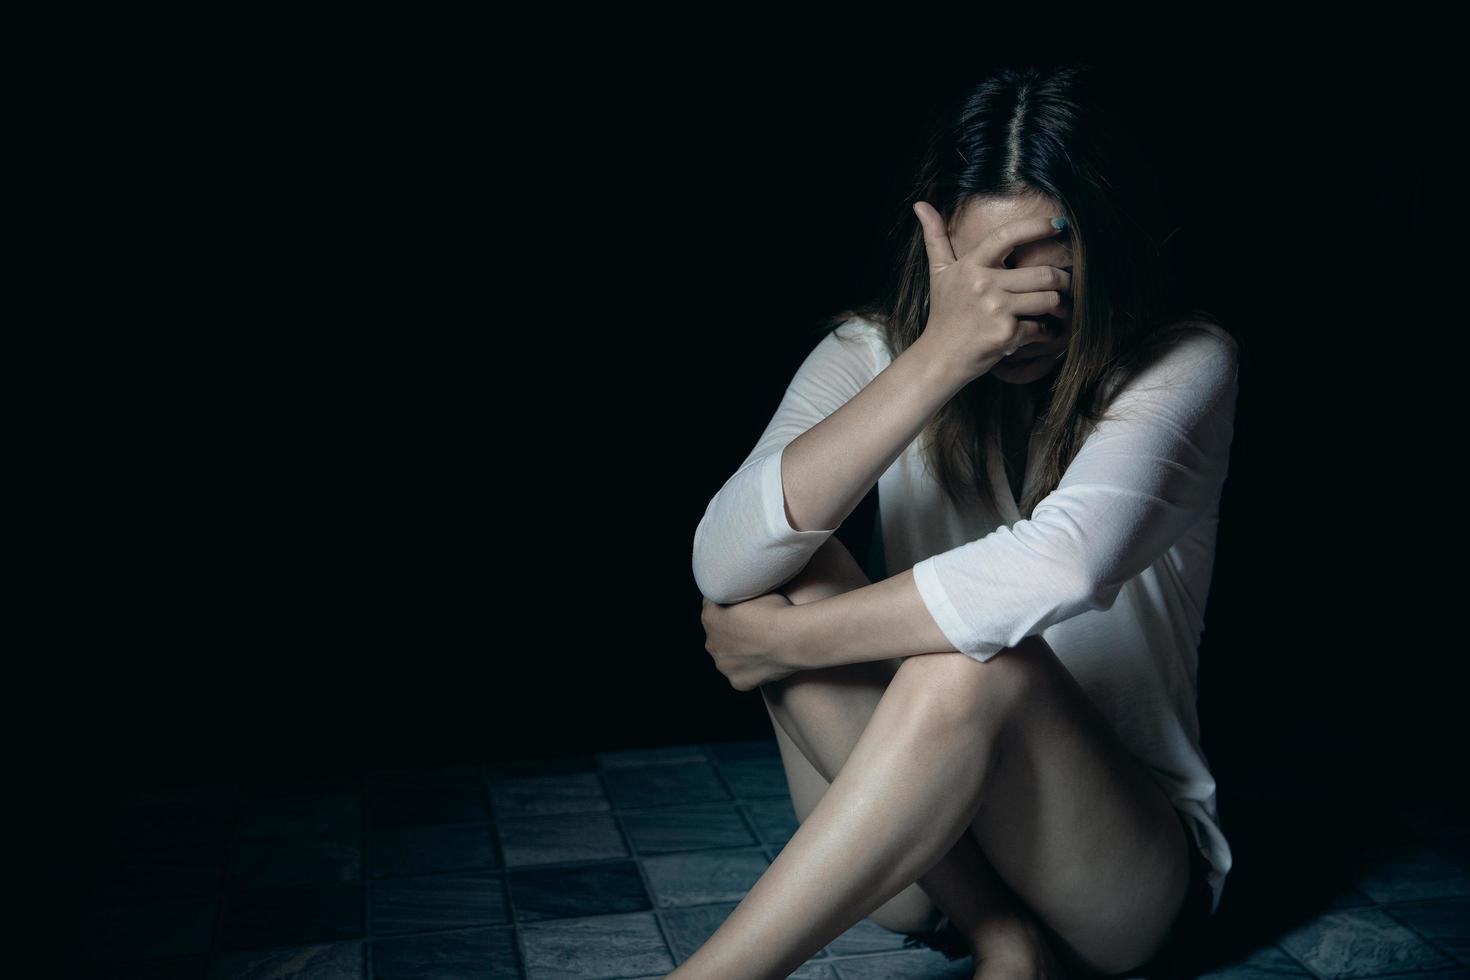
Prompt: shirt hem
<box><xmin>760</xmin><ymin>448</ymin><xmax>838</xmax><ymax>545</ymax></box>
<box><xmin>912</xmin><ymin>556</ymin><xmax>1006</xmax><ymax>662</ymax></box>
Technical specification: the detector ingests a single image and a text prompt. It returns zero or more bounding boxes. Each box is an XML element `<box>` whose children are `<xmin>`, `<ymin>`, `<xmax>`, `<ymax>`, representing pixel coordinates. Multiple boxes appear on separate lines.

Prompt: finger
<box><xmin>970</xmin><ymin>214</ymin><xmax>1070</xmax><ymax>269</ymax></box>
<box><xmin>995</xmin><ymin>264</ymin><xmax>1072</xmax><ymax>296</ymax></box>
<box><xmin>1002</xmin><ymin>319</ymin><xmax>1057</xmax><ymax>356</ymax></box>
<box><xmin>1006</xmin><ymin>287</ymin><xmax>1071</xmax><ymax>319</ymax></box>
<box><xmin>912</xmin><ymin>200</ymin><xmax>958</xmax><ymax>267</ymax></box>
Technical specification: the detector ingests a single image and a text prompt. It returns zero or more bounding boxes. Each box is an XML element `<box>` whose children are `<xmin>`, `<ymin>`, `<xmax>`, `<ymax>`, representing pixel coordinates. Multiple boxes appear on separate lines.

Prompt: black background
<box><xmin>41</xmin><ymin>24</ymin><xmax>1458</xmax><ymax>831</ymax></box>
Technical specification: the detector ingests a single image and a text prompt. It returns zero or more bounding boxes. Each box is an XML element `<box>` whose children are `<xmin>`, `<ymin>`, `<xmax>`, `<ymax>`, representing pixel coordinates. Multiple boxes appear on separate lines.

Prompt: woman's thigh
<box><xmin>966</xmin><ymin>633</ymin><xmax>1192</xmax><ymax>977</ymax></box>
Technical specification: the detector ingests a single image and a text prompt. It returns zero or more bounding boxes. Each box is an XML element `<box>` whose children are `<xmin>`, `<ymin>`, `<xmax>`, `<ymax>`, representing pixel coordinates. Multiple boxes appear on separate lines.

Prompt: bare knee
<box><xmin>887</xmin><ymin>644</ymin><xmax>1039</xmax><ymax>728</ymax></box>
<box><xmin>780</xmin><ymin>536</ymin><xmax>872</xmax><ymax>606</ymax></box>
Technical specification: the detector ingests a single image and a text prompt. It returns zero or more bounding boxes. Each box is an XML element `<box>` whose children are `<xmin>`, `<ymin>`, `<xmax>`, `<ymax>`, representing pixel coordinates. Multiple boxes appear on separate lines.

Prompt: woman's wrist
<box><xmin>906</xmin><ymin>331</ymin><xmax>985</xmax><ymax>392</ymax></box>
<box><xmin>776</xmin><ymin>600</ymin><xmax>824</xmax><ymax>673</ymax></box>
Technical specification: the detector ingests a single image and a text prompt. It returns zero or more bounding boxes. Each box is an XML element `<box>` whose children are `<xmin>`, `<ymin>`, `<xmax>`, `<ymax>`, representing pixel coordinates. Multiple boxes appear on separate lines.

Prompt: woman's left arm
<box><xmin>786</xmin><ymin>325</ymin><xmax>1241</xmax><ymax>671</ymax></box>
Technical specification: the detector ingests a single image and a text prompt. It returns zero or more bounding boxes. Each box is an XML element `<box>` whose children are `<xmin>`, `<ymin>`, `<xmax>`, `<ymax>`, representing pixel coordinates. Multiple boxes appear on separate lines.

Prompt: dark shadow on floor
<box><xmin>64</xmin><ymin>743</ymin><xmax>1470</xmax><ymax>979</ymax></box>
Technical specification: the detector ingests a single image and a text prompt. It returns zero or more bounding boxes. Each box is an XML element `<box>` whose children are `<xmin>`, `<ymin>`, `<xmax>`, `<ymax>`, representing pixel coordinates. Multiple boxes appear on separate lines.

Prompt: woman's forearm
<box><xmin>779</xmin><ymin>336</ymin><xmax>968</xmax><ymax>534</ymax></box>
<box><xmin>784</xmin><ymin>568</ymin><xmax>958</xmax><ymax>670</ymax></box>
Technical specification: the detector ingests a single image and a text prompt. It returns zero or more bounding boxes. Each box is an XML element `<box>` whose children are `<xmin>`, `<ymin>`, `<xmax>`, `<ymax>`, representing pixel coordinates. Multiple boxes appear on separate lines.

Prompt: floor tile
<box><xmin>621</xmin><ymin>801</ymin><xmax>757</xmax><ymax>854</ymax></box>
<box><xmin>371</xmin><ymin>870</ymin><xmax>510</xmax><ymax>935</ymax></box>
<box><xmin>238</xmin><ymin>793</ymin><xmax>363</xmax><ymax>840</ymax></box>
<box><xmin>744</xmin><ymin>797</ymin><xmax>800</xmax><ymax>846</ymax></box>
<box><xmin>496</xmin><ymin>811</ymin><xmax>628</xmax><ymax>867</ymax></box>
<box><xmin>519</xmin><ymin>910</ymin><xmax>674</xmax><ymax>979</ymax></box>
<box><xmin>1351</xmin><ymin>841</ymin><xmax>1470</xmax><ymax>903</ymax></box>
<box><xmin>373</xmin><ymin>928</ymin><xmax>523</xmax><ymax>980</ymax></box>
<box><xmin>1385</xmin><ymin>897</ymin><xmax>1470</xmax><ymax>965</ymax></box>
<box><xmin>369</xmin><ymin>824</ymin><xmax>500</xmax><ymax>878</ymax></box>
<box><xmin>217</xmin><ymin>883</ymin><xmax>364</xmax><ymax>950</ymax></box>
<box><xmin>705</xmin><ymin>739</ymin><xmax>781</xmax><ymax>763</ymax></box>
<box><xmin>1371</xmin><ymin>971</ymin><xmax>1470</xmax><ymax>979</ymax></box>
<box><xmin>826</xmin><ymin>948</ymin><xmax>971</xmax><ymax>978</ymax></box>
<box><xmin>823</xmin><ymin>917</ymin><xmax>918</xmax><ymax>957</ymax></box>
<box><xmin>657</xmin><ymin>907</ymin><xmax>846</xmax><ymax>975</ymax></box>
<box><xmin>1277</xmin><ymin>906</ymin><xmax>1456</xmax><ymax>978</ymax></box>
<box><xmin>640</xmin><ymin>846</ymin><xmax>770</xmax><ymax>907</ymax></box>
<box><xmin>787</xmin><ymin>966</ymin><xmax>839</xmax><ymax>979</ymax></box>
<box><xmin>710</xmin><ymin>755</ymin><xmax>789</xmax><ymax>799</ymax></box>
<box><xmin>228</xmin><ymin>837</ymin><xmax>361</xmax><ymax>891</ymax></box>
<box><xmin>82</xmin><ymin>896</ymin><xmax>219</xmax><ymax>962</ymax></box>
<box><xmin>1199</xmin><ymin>943</ymin><xmax>1312</xmax><ymax>978</ymax></box>
<box><xmin>210</xmin><ymin>941</ymin><xmax>365</xmax><ymax>979</ymax></box>
<box><xmin>487</xmin><ymin>771</ymin><xmax>611</xmax><ymax>817</ymax></box>
<box><xmin>601</xmin><ymin>761</ymin><xmax>730</xmax><ymax>809</ymax></box>
<box><xmin>371</xmin><ymin>924</ymin><xmax>520</xmax><ymax>979</ymax></box>
<box><xmin>660</xmin><ymin>902</ymin><xmax>740</xmax><ymax>961</ymax></box>
<box><xmin>509</xmin><ymin>859</ymin><xmax>650</xmax><ymax>921</ymax></box>
<box><xmin>485</xmin><ymin>753</ymin><xmax>597</xmax><ymax>780</ymax></box>
<box><xmin>597</xmin><ymin>744</ymin><xmax>708</xmax><ymax>768</ymax></box>
<box><xmin>88</xmin><ymin>759</ymin><xmax>1470</xmax><ymax>980</ymax></box>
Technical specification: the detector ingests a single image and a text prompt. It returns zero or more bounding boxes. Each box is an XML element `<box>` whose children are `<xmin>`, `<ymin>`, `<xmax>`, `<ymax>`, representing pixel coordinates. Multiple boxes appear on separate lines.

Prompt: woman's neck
<box><xmin>1014</xmin><ymin>375</ymin><xmax>1055</xmax><ymax>427</ymax></box>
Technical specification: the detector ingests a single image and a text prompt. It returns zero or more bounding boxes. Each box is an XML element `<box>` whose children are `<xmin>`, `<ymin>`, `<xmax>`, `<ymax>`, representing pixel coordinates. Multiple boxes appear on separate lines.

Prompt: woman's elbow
<box><xmin>691</xmin><ymin>555</ymin><xmax>737</xmax><ymax>605</ymax></box>
<box><xmin>693</xmin><ymin>574</ymin><xmax>757</xmax><ymax>606</ymax></box>
<box><xmin>692</xmin><ymin>560</ymin><xmax>771</xmax><ymax>606</ymax></box>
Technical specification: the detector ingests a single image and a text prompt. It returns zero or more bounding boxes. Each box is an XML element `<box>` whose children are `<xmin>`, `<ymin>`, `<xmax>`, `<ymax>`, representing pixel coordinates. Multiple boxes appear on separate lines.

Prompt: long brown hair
<box><xmin>818</xmin><ymin>62</ymin><xmax>1231</xmax><ymax>519</ymax></box>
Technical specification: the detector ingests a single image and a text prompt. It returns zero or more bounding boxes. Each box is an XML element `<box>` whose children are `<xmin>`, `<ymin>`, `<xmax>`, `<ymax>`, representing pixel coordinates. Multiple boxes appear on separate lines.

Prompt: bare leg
<box><xmin>672</xmin><ymin>536</ymin><xmax>1191</xmax><ymax>979</ymax></box>
<box><xmin>768</xmin><ymin>669</ymin><xmax>1069</xmax><ymax>978</ymax></box>
<box><xmin>758</xmin><ymin>538</ymin><xmax>1044</xmax><ymax>948</ymax></box>
<box><xmin>669</xmin><ymin>635</ymin><xmax>1017</xmax><ymax>976</ymax></box>
<box><xmin>670</xmin><ymin>541</ymin><xmax>1037</xmax><ymax>978</ymax></box>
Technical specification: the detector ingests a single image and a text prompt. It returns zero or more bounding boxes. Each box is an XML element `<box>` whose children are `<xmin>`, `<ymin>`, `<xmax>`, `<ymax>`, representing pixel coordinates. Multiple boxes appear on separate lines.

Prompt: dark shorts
<box><xmin>1119</xmin><ymin>811</ymin><xmax>1215</xmax><ymax>979</ymax></box>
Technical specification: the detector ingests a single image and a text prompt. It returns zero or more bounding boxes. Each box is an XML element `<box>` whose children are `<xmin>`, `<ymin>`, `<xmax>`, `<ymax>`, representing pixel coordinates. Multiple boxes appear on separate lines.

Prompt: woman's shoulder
<box><xmin>1164</xmin><ymin>312</ymin><xmax>1234</xmax><ymax>351</ymax></box>
<box><xmin>830</xmin><ymin>313</ymin><xmax>895</xmax><ymax>366</ymax></box>
<box><xmin>1134</xmin><ymin>314</ymin><xmax>1240</xmax><ymax>390</ymax></box>
<box><xmin>1100</xmin><ymin>314</ymin><xmax>1239</xmax><ymax>415</ymax></box>
<box><xmin>1158</xmin><ymin>312</ymin><xmax>1239</xmax><ymax>363</ymax></box>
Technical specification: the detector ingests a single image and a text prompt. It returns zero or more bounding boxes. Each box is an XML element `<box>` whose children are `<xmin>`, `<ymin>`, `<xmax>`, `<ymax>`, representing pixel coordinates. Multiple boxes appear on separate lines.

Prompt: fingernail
<box><xmin>1051</xmin><ymin>216</ymin><xmax>1069</xmax><ymax>230</ymax></box>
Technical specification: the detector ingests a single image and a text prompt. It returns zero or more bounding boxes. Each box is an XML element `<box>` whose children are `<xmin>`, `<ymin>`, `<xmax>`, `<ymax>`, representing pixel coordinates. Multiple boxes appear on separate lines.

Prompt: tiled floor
<box><xmin>74</xmin><ymin>739</ymin><xmax>1470</xmax><ymax>979</ymax></box>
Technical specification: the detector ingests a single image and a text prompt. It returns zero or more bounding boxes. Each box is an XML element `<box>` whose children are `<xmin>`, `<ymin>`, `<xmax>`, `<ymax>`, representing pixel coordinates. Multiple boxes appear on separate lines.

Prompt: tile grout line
<box><xmin>111</xmin><ymin>742</ymin><xmax>1347</xmax><ymax>974</ymax></box>
<box><xmin>483</xmin><ymin>764</ymin><xmax>531</xmax><ymax>979</ymax></box>
<box><xmin>599</xmin><ymin>749</ymin><xmax>681</xmax><ymax>972</ymax></box>
<box><xmin>1376</xmin><ymin>902</ymin><xmax>1468</xmax><ymax>973</ymax></box>
<box><xmin>636</xmin><ymin>740</ymin><xmax>794</xmax><ymax>969</ymax></box>
<box><xmin>1274</xmin><ymin>935</ymin><xmax>1327</xmax><ymax>979</ymax></box>
<box><xmin>133</xmin><ymin>745</ymin><xmax>913</xmax><ymax>973</ymax></box>
<box><xmin>107</xmin><ymin>757</ymin><xmax>1470</xmax><ymax>977</ymax></box>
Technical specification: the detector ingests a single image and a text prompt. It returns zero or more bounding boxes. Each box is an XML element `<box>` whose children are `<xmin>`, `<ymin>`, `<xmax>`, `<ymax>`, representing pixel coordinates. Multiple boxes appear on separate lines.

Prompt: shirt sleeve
<box><xmin>692</xmin><ymin>321</ymin><xmax>880</xmax><ymax>604</ymax></box>
<box><xmin>910</xmin><ymin>325</ymin><xmax>1241</xmax><ymax>662</ymax></box>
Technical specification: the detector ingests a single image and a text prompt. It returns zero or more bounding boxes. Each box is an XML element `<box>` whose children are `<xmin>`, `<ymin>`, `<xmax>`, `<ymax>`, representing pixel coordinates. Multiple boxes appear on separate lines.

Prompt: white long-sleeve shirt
<box><xmin>692</xmin><ymin>314</ymin><xmax>1239</xmax><ymax>916</ymax></box>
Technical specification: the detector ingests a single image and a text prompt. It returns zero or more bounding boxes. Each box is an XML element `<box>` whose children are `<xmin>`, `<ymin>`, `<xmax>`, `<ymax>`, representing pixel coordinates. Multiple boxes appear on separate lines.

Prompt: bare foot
<box><xmin>969</xmin><ymin>915</ymin><xmax>1074</xmax><ymax>980</ymax></box>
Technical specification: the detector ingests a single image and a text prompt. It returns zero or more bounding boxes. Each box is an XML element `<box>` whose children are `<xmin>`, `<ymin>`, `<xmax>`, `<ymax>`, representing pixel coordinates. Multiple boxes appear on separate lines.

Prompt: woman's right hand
<box><xmin>911</xmin><ymin>201</ymin><xmax>1073</xmax><ymax>384</ymax></box>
